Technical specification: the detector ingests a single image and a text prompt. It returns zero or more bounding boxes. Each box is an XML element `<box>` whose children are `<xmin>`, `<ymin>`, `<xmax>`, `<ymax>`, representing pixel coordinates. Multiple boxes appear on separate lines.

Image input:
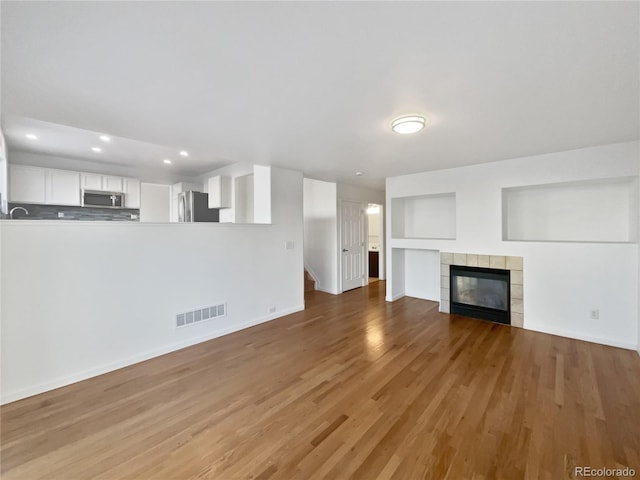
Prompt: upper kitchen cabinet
<box><xmin>81</xmin><ymin>173</ymin><xmax>125</xmax><ymax>192</ymax></box>
<box><xmin>45</xmin><ymin>169</ymin><xmax>80</xmax><ymax>205</ymax></box>
<box><xmin>207</xmin><ymin>175</ymin><xmax>231</xmax><ymax>208</ymax></box>
<box><xmin>81</xmin><ymin>173</ymin><xmax>102</xmax><ymax>191</ymax></box>
<box><xmin>123</xmin><ymin>178</ymin><xmax>141</xmax><ymax>208</ymax></box>
<box><xmin>103</xmin><ymin>176</ymin><xmax>123</xmax><ymax>192</ymax></box>
<box><xmin>9</xmin><ymin>165</ymin><xmax>81</xmax><ymax>205</ymax></box>
<box><xmin>9</xmin><ymin>165</ymin><xmax>46</xmax><ymax>203</ymax></box>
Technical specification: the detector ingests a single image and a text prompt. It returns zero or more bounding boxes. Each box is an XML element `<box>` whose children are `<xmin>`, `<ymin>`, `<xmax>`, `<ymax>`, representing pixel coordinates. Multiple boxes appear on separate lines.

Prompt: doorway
<box><xmin>366</xmin><ymin>203</ymin><xmax>383</xmax><ymax>284</ymax></box>
<box><xmin>340</xmin><ymin>200</ymin><xmax>365</xmax><ymax>292</ymax></box>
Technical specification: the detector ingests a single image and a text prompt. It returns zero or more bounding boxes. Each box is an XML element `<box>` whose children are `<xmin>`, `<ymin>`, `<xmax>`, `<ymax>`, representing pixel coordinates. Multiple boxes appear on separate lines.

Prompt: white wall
<box><xmin>386</xmin><ymin>141</ymin><xmax>639</xmax><ymax>350</ymax></box>
<box><xmin>336</xmin><ymin>183</ymin><xmax>385</xmax><ymax>206</ymax></box>
<box><xmin>0</xmin><ymin>131</ymin><xmax>8</xmax><ymax>215</ymax></box>
<box><xmin>390</xmin><ymin>248</ymin><xmax>405</xmax><ymax>301</ymax></box>
<box><xmin>140</xmin><ymin>183</ymin><xmax>171</xmax><ymax>222</ymax></box>
<box><xmin>253</xmin><ymin>165</ymin><xmax>272</xmax><ymax>224</ymax></box>
<box><xmin>0</xmin><ymin>167</ymin><xmax>304</xmax><ymax>404</ymax></box>
<box><xmin>368</xmin><ymin>210</ymin><xmax>380</xmax><ymax>250</ymax></box>
<box><xmin>303</xmin><ymin>178</ymin><xmax>338</xmax><ymax>294</ymax></box>
<box><xmin>404</xmin><ymin>249</ymin><xmax>440</xmax><ymax>301</ymax></box>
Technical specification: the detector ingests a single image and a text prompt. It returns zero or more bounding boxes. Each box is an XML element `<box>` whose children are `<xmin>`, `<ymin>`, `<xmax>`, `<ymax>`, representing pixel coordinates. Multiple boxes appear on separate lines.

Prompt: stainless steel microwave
<box><xmin>82</xmin><ymin>190</ymin><xmax>125</xmax><ymax>208</ymax></box>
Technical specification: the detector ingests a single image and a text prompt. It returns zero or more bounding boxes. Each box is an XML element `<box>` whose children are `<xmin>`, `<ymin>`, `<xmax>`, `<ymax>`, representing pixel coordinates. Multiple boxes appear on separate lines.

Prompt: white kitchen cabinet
<box><xmin>11</xmin><ymin>164</ymin><xmax>141</xmax><ymax>208</ymax></box>
<box><xmin>81</xmin><ymin>173</ymin><xmax>103</xmax><ymax>191</ymax></box>
<box><xmin>123</xmin><ymin>178</ymin><xmax>141</xmax><ymax>208</ymax></box>
<box><xmin>10</xmin><ymin>165</ymin><xmax>81</xmax><ymax>205</ymax></box>
<box><xmin>81</xmin><ymin>173</ymin><xmax>124</xmax><ymax>192</ymax></box>
<box><xmin>9</xmin><ymin>165</ymin><xmax>46</xmax><ymax>203</ymax></box>
<box><xmin>103</xmin><ymin>176</ymin><xmax>124</xmax><ymax>192</ymax></box>
<box><xmin>207</xmin><ymin>175</ymin><xmax>231</xmax><ymax>208</ymax></box>
<box><xmin>45</xmin><ymin>169</ymin><xmax>80</xmax><ymax>205</ymax></box>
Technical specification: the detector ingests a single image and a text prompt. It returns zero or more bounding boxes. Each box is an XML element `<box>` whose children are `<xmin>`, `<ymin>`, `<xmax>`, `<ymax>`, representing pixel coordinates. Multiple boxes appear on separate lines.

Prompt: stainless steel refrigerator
<box><xmin>178</xmin><ymin>191</ymin><xmax>220</xmax><ymax>222</ymax></box>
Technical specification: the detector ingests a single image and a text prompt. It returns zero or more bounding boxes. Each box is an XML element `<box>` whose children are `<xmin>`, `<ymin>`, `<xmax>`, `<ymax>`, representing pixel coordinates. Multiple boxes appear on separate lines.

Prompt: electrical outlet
<box><xmin>58</xmin><ymin>212</ymin><xmax>64</xmax><ymax>218</ymax></box>
<box><xmin>269</xmin><ymin>306</ymin><xmax>276</xmax><ymax>314</ymax></box>
<box><xmin>590</xmin><ymin>309</ymin><xmax>600</xmax><ymax>320</ymax></box>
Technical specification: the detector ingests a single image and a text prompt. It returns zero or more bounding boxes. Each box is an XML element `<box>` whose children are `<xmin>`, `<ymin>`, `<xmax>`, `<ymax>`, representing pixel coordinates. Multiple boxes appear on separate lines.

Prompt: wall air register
<box><xmin>450</xmin><ymin>265</ymin><xmax>510</xmax><ymax>325</ymax></box>
<box><xmin>176</xmin><ymin>303</ymin><xmax>226</xmax><ymax>328</ymax></box>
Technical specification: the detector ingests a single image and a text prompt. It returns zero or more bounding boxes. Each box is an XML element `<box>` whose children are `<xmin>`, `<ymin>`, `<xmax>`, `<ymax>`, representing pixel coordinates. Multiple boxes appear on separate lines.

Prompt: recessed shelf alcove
<box><xmin>391</xmin><ymin>193</ymin><xmax>456</xmax><ymax>240</ymax></box>
<box><xmin>502</xmin><ymin>177</ymin><xmax>639</xmax><ymax>244</ymax></box>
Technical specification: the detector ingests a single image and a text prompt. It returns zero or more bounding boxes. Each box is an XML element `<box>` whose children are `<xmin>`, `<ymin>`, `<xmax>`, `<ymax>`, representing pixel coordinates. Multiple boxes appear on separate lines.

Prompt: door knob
<box><xmin>342</xmin><ymin>248</ymin><xmax>348</xmax><ymax>252</ymax></box>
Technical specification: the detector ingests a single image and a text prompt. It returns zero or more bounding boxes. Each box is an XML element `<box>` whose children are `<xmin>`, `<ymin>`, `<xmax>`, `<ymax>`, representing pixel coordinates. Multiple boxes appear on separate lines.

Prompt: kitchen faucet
<box><xmin>9</xmin><ymin>206</ymin><xmax>29</xmax><ymax>219</ymax></box>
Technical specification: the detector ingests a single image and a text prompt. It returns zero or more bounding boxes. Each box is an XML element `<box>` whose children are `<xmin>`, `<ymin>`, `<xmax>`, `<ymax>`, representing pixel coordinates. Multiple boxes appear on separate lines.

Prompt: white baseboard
<box><xmin>316</xmin><ymin>285</ymin><xmax>339</xmax><ymax>295</ymax></box>
<box><xmin>386</xmin><ymin>292</ymin><xmax>405</xmax><ymax>302</ymax></box>
<box><xmin>525</xmin><ymin>324</ymin><xmax>637</xmax><ymax>351</ymax></box>
<box><xmin>0</xmin><ymin>304</ymin><xmax>305</xmax><ymax>405</ymax></box>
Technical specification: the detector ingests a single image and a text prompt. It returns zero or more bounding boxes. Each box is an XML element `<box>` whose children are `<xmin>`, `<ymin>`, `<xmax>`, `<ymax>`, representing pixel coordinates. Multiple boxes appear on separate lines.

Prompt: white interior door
<box><xmin>341</xmin><ymin>200</ymin><xmax>365</xmax><ymax>292</ymax></box>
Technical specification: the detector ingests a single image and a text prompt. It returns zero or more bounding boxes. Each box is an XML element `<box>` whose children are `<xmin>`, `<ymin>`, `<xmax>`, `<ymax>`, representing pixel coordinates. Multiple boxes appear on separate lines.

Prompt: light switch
<box><xmin>285</xmin><ymin>240</ymin><xmax>295</xmax><ymax>250</ymax></box>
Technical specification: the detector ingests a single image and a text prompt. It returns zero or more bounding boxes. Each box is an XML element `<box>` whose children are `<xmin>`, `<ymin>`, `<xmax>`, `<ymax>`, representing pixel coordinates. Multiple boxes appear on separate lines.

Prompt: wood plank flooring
<box><xmin>2</xmin><ymin>281</ymin><xmax>640</xmax><ymax>479</ymax></box>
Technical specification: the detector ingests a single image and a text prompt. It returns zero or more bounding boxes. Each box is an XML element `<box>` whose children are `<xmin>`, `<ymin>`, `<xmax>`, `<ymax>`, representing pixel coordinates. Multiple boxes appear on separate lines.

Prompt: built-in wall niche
<box><xmin>502</xmin><ymin>176</ymin><xmax>639</xmax><ymax>243</ymax></box>
<box><xmin>391</xmin><ymin>193</ymin><xmax>456</xmax><ymax>240</ymax></box>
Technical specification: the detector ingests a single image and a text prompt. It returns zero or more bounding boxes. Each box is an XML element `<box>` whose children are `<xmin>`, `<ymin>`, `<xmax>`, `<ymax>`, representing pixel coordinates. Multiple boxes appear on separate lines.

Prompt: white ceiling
<box><xmin>2</xmin><ymin>1</ymin><xmax>638</xmax><ymax>189</ymax></box>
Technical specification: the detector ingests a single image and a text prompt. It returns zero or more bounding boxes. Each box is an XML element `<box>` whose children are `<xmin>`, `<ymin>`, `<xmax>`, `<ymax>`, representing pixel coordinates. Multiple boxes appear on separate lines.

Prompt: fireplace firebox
<box><xmin>450</xmin><ymin>265</ymin><xmax>510</xmax><ymax>325</ymax></box>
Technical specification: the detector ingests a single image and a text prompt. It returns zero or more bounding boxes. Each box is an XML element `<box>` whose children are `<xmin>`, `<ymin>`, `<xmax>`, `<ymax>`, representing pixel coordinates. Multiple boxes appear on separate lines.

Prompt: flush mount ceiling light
<box><xmin>91</xmin><ymin>147</ymin><xmax>102</xmax><ymax>152</ymax></box>
<box><xmin>391</xmin><ymin>115</ymin><xmax>427</xmax><ymax>135</ymax></box>
<box><xmin>163</xmin><ymin>159</ymin><xmax>172</xmax><ymax>164</ymax></box>
<box><xmin>179</xmin><ymin>150</ymin><xmax>189</xmax><ymax>157</ymax></box>
<box><xmin>99</xmin><ymin>135</ymin><xmax>111</xmax><ymax>142</ymax></box>
<box><xmin>25</xmin><ymin>133</ymin><xmax>38</xmax><ymax>140</ymax></box>
<box><xmin>355</xmin><ymin>171</ymin><xmax>364</xmax><ymax>176</ymax></box>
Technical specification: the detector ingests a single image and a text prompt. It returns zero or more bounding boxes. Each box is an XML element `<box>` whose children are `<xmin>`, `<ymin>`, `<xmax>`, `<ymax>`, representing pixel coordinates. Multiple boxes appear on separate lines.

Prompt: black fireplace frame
<box><xmin>449</xmin><ymin>265</ymin><xmax>511</xmax><ymax>325</ymax></box>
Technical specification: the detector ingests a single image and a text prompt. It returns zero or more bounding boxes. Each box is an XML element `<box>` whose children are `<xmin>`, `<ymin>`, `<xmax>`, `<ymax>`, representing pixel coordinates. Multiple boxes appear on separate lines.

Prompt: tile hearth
<box><xmin>440</xmin><ymin>252</ymin><xmax>524</xmax><ymax>328</ymax></box>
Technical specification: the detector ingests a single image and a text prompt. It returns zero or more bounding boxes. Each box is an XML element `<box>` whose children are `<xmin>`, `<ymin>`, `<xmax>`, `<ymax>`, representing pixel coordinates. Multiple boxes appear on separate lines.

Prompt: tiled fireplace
<box><xmin>440</xmin><ymin>252</ymin><xmax>524</xmax><ymax>328</ymax></box>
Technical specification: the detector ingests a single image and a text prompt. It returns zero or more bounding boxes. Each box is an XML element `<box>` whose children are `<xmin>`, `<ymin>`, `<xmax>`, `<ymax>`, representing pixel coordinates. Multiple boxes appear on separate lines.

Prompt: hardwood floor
<box><xmin>2</xmin><ymin>281</ymin><xmax>640</xmax><ymax>479</ymax></box>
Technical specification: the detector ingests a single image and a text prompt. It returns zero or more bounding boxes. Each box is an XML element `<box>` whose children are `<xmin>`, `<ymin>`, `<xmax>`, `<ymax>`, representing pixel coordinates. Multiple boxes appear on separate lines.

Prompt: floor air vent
<box><xmin>176</xmin><ymin>303</ymin><xmax>226</xmax><ymax>328</ymax></box>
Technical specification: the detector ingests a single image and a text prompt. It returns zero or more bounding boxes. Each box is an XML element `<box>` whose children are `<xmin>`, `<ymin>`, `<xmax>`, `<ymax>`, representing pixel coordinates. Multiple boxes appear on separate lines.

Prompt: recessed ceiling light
<box><xmin>25</xmin><ymin>133</ymin><xmax>38</xmax><ymax>140</ymax></box>
<box><xmin>355</xmin><ymin>171</ymin><xmax>364</xmax><ymax>176</ymax></box>
<box><xmin>179</xmin><ymin>150</ymin><xmax>189</xmax><ymax>157</ymax></box>
<box><xmin>99</xmin><ymin>135</ymin><xmax>111</xmax><ymax>142</ymax></box>
<box><xmin>91</xmin><ymin>147</ymin><xmax>102</xmax><ymax>152</ymax></box>
<box><xmin>391</xmin><ymin>115</ymin><xmax>427</xmax><ymax>134</ymax></box>
<box><xmin>163</xmin><ymin>159</ymin><xmax>172</xmax><ymax>164</ymax></box>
